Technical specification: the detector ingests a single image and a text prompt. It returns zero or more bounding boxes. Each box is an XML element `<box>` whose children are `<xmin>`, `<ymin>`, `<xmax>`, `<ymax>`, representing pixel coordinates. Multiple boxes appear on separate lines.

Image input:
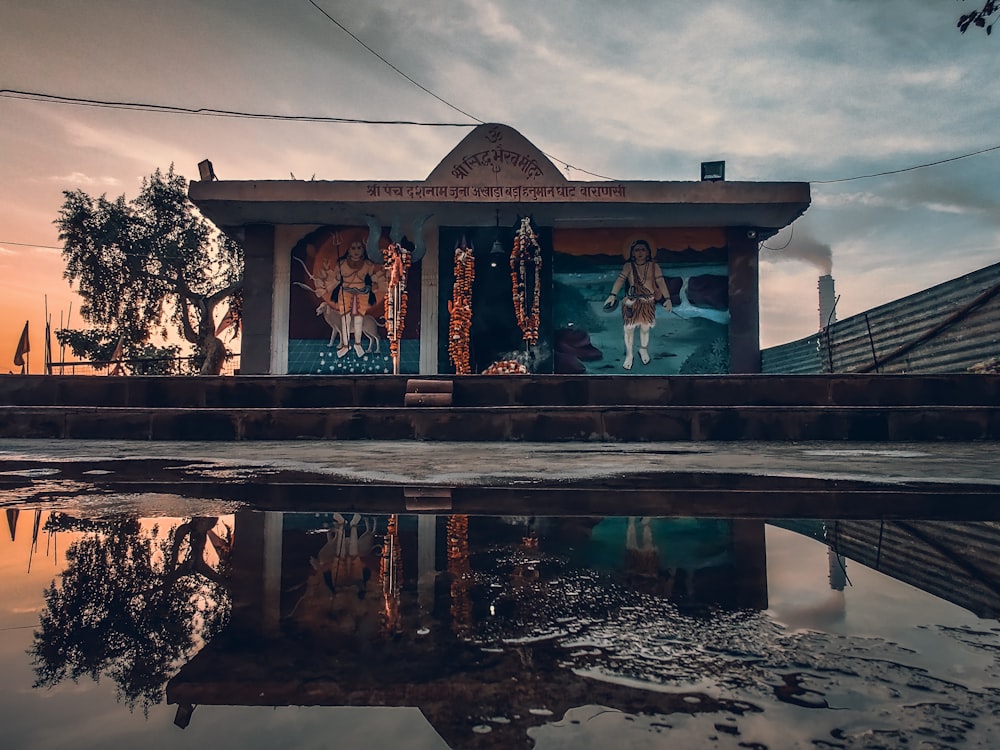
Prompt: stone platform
<box><xmin>1</xmin><ymin>373</ymin><xmax>998</xmax><ymax>442</ymax></box>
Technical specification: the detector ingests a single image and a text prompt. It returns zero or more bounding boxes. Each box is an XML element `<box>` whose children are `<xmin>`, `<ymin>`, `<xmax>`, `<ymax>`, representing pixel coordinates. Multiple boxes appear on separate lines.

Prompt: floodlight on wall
<box><xmin>198</xmin><ymin>159</ymin><xmax>218</xmax><ymax>181</ymax></box>
<box><xmin>701</xmin><ymin>160</ymin><xmax>725</xmax><ymax>181</ymax></box>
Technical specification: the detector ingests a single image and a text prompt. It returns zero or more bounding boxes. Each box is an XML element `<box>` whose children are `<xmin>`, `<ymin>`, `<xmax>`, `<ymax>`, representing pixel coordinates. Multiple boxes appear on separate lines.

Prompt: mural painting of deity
<box><xmin>604</xmin><ymin>238</ymin><xmax>673</xmax><ymax>370</ymax></box>
<box><xmin>552</xmin><ymin>228</ymin><xmax>731</xmax><ymax>375</ymax></box>
<box><xmin>288</xmin><ymin>226</ymin><xmax>421</xmax><ymax>375</ymax></box>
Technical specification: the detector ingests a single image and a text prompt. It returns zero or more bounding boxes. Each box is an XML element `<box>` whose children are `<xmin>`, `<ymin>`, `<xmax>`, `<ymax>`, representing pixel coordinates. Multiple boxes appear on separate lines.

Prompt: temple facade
<box><xmin>189</xmin><ymin>124</ymin><xmax>810</xmax><ymax>376</ymax></box>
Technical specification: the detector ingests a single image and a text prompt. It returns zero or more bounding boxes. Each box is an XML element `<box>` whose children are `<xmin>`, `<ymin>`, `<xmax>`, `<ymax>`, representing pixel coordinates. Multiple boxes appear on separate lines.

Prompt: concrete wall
<box><xmin>763</xmin><ymin>260</ymin><xmax>1000</xmax><ymax>374</ymax></box>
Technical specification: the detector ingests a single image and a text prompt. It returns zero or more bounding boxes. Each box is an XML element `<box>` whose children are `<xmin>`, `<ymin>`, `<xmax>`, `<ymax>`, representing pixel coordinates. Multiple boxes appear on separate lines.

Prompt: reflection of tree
<box><xmin>29</xmin><ymin>514</ymin><xmax>231</xmax><ymax>714</ymax></box>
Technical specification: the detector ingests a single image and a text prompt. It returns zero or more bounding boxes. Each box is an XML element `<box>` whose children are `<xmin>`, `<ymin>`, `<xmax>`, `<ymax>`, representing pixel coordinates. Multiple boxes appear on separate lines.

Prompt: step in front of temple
<box><xmin>2</xmin><ymin>374</ymin><xmax>998</xmax><ymax>442</ymax></box>
<box><xmin>1</xmin><ymin>404</ymin><xmax>998</xmax><ymax>441</ymax></box>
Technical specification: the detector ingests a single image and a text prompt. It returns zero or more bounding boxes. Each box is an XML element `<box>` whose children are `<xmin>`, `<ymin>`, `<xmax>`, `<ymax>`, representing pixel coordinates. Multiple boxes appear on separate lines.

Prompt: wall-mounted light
<box><xmin>198</xmin><ymin>159</ymin><xmax>218</xmax><ymax>181</ymax></box>
<box><xmin>701</xmin><ymin>160</ymin><xmax>725</xmax><ymax>181</ymax></box>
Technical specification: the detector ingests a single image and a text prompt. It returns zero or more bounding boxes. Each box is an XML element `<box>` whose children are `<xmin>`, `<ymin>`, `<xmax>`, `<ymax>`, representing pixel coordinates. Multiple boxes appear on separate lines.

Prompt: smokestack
<box><xmin>818</xmin><ymin>275</ymin><xmax>837</xmax><ymax>330</ymax></box>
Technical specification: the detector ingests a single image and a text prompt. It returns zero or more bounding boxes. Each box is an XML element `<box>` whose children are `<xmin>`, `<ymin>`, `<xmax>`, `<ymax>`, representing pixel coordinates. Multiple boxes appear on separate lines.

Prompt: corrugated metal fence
<box><xmin>762</xmin><ymin>261</ymin><xmax>1000</xmax><ymax>374</ymax></box>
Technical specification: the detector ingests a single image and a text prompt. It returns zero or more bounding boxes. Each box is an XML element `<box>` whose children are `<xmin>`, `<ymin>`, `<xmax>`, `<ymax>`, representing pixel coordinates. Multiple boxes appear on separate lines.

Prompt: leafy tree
<box><xmin>958</xmin><ymin>0</ymin><xmax>998</xmax><ymax>34</ymax></box>
<box><xmin>29</xmin><ymin>514</ymin><xmax>231</xmax><ymax>714</ymax></box>
<box><xmin>56</xmin><ymin>166</ymin><xmax>243</xmax><ymax>375</ymax></box>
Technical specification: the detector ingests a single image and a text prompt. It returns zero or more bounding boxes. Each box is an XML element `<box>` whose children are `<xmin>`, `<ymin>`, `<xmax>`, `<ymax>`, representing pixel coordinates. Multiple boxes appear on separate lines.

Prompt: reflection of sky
<box><xmin>0</xmin><ymin>510</ymin><xmax>450</xmax><ymax>750</ymax></box>
<box><xmin>2</xmin><ymin>511</ymin><xmax>999</xmax><ymax>748</ymax></box>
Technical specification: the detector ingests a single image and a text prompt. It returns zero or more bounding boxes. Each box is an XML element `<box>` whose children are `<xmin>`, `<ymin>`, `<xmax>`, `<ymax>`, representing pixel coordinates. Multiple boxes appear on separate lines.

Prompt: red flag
<box><xmin>215</xmin><ymin>303</ymin><xmax>238</xmax><ymax>337</ymax></box>
<box><xmin>13</xmin><ymin>320</ymin><xmax>29</xmax><ymax>371</ymax></box>
<box><xmin>44</xmin><ymin>322</ymin><xmax>53</xmax><ymax>375</ymax></box>
<box><xmin>108</xmin><ymin>336</ymin><xmax>126</xmax><ymax>376</ymax></box>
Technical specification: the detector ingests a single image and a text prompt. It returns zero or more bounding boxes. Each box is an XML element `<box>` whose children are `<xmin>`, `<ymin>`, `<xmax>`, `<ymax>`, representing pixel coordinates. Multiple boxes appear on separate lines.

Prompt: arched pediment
<box><xmin>425</xmin><ymin>123</ymin><xmax>566</xmax><ymax>186</ymax></box>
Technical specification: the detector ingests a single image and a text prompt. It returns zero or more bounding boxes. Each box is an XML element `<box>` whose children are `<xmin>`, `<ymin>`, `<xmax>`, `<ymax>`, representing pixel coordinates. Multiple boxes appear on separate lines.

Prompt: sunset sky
<box><xmin>2</xmin><ymin>0</ymin><xmax>998</xmax><ymax>373</ymax></box>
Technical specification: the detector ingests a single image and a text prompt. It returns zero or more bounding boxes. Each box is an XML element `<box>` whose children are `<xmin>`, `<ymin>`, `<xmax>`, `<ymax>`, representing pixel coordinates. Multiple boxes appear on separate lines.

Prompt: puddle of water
<box><xmin>1</xmin><ymin>505</ymin><xmax>999</xmax><ymax>749</ymax></box>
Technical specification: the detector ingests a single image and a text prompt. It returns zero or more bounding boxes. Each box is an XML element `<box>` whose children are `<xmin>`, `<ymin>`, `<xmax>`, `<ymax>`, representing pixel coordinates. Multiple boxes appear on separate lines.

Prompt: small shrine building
<box><xmin>189</xmin><ymin>123</ymin><xmax>810</xmax><ymax>376</ymax></box>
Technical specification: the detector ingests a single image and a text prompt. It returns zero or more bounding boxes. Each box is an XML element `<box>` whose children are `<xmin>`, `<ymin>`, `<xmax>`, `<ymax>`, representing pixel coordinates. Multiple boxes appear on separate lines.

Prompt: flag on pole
<box><xmin>44</xmin><ymin>321</ymin><xmax>53</xmax><ymax>375</ymax></box>
<box><xmin>215</xmin><ymin>302</ymin><xmax>238</xmax><ymax>337</ymax></box>
<box><xmin>108</xmin><ymin>335</ymin><xmax>126</xmax><ymax>376</ymax></box>
<box><xmin>13</xmin><ymin>320</ymin><xmax>29</xmax><ymax>373</ymax></box>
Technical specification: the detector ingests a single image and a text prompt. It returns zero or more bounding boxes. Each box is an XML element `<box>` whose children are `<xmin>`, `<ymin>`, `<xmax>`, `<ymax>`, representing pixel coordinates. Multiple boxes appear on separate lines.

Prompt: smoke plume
<box><xmin>762</xmin><ymin>230</ymin><xmax>833</xmax><ymax>275</ymax></box>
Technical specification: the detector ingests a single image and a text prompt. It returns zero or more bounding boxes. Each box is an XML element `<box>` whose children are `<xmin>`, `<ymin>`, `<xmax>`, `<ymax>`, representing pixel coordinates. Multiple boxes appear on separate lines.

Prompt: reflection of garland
<box><xmin>447</xmin><ymin>237</ymin><xmax>475</xmax><ymax>374</ymax></box>
<box><xmin>446</xmin><ymin>514</ymin><xmax>472</xmax><ymax>635</ymax></box>
<box><xmin>382</xmin><ymin>243</ymin><xmax>411</xmax><ymax>374</ymax></box>
<box><xmin>380</xmin><ymin>514</ymin><xmax>402</xmax><ymax>635</ymax></box>
<box><xmin>510</xmin><ymin>217</ymin><xmax>542</xmax><ymax>346</ymax></box>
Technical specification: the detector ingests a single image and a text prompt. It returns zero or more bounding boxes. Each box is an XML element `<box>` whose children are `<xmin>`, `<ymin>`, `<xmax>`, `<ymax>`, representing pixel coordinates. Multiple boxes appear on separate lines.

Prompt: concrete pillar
<box><xmin>269</xmin><ymin>227</ymin><xmax>306</xmax><ymax>376</ymax></box>
<box><xmin>241</xmin><ymin>224</ymin><xmax>276</xmax><ymax>374</ymax></box>
<box><xmin>730</xmin><ymin>520</ymin><xmax>768</xmax><ymax>610</ymax></box>
<box><xmin>261</xmin><ymin>511</ymin><xmax>283</xmax><ymax>636</ymax></box>
<box><xmin>417</xmin><ymin>514</ymin><xmax>437</xmax><ymax>619</ymax></box>
<box><xmin>420</xmin><ymin>224</ymin><xmax>441</xmax><ymax>374</ymax></box>
<box><xmin>726</xmin><ymin>228</ymin><xmax>761</xmax><ymax>373</ymax></box>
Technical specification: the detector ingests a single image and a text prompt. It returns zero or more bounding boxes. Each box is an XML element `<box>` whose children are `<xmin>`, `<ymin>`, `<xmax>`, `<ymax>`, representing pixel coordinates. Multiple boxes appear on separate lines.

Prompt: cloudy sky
<box><xmin>2</xmin><ymin>0</ymin><xmax>998</xmax><ymax>372</ymax></box>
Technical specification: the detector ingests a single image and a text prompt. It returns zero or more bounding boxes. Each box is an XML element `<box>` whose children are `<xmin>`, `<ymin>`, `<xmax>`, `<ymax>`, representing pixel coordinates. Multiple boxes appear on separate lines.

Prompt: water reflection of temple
<box><xmin>166</xmin><ymin>512</ymin><xmax>768</xmax><ymax>747</ymax></box>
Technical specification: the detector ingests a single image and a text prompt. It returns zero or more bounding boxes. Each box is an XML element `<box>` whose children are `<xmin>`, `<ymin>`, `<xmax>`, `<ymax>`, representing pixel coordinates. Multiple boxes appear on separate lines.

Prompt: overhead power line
<box><xmin>0</xmin><ymin>89</ymin><xmax>472</xmax><ymax>126</ymax></box>
<box><xmin>5</xmin><ymin>89</ymin><xmax>997</xmax><ymax>184</ymax></box>
<box><xmin>812</xmin><ymin>144</ymin><xmax>1000</xmax><ymax>184</ymax></box>
<box><xmin>305</xmin><ymin>0</ymin><xmax>482</xmax><ymax>124</ymax></box>
<box><xmin>301</xmin><ymin>2</ymin><xmax>613</xmax><ymax>180</ymax></box>
<box><xmin>0</xmin><ymin>240</ymin><xmax>63</xmax><ymax>250</ymax></box>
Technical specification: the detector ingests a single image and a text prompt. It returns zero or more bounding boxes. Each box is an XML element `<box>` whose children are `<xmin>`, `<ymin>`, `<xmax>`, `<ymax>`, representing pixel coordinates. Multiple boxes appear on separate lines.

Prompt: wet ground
<box><xmin>2</xmin><ymin>440</ymin><xmax>999</xmax><ymax>749</ymax></box>
<box><xmin>2</xmin><ymin>439</ymin><xmax>999</xmax><ymax>489</ymax></box>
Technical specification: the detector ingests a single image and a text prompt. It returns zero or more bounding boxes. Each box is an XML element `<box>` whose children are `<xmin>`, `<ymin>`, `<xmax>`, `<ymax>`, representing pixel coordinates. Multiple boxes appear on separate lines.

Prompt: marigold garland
<box><xmin>448</xmin><ymin>237</ymin><xmax>475</xmax><ymax>374</ymax></box>
<box><xmin>510</xmin><ymin>217</ymin><xmax>542</xmax><ymax>346</ymax></box>
<box><xmin>481</xmin><ymin>359</ymin><xmax>528</xmax><ymax>375</ymax></box>
<box><xmin>382</xmin><ymin>243</ymin><xmax>411</xmax><ymax>374</ymax></box>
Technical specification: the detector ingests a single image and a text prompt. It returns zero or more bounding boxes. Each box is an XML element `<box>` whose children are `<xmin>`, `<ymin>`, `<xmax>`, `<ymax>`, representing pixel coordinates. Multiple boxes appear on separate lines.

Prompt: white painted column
<box><xmin>270</xmin><ymin>225</ymin><xmax>320</xmax><ymax>375</ymax></box>
<box><xmin>261</xmin><ymin>511</ymin><xmax>283</xmax><ymax>636</ymax></box>
<box><xmin>269</xmin><ymin>237</ymin><xmax>290</xmax><ymax>376</ymax></box>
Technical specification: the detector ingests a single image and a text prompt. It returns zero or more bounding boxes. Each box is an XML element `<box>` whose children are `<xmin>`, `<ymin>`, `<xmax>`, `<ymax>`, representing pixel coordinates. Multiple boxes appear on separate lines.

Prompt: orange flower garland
<box><xmin>382</xmin><ymin>243</ymin><xmax>411</xmax><ymax>374</ymax></box>
<box><xmin>510</xmin><ymin>217</ymin><xmax>542</xmax><ymax>346</ymax></box>
<box><xmin>481</xmin><ymin>359</ymin><xmax>528</xmax><ymax>375</ymax></box>
<box><xmin>448</xmin><ymin>237</ymin><xmax>475</xmax><ymax>374</ymax></box>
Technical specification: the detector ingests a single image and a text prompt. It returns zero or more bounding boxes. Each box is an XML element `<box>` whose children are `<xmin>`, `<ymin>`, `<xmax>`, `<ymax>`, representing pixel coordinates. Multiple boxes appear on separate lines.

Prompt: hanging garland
<box><xmin>510</xmin><ymin>217</ymin><xmax>542</xmax><ymax>346</ymax></box>
<box><xmin>447</xmin><ymin>237</ymin><xmax>475</xmax><ymax>374</ymax></box>
<box><xmin>382</xmin><ymin>242</ymin><xmax>411</xmax><ymax>374</ymax></box>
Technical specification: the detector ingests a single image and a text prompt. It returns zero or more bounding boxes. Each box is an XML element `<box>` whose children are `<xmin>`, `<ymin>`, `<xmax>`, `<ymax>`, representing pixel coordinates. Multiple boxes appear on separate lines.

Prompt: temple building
<box><xmin>189</xmin><ymin>123</ymin><xmax>810</xmax><ymax>376</ymax></box>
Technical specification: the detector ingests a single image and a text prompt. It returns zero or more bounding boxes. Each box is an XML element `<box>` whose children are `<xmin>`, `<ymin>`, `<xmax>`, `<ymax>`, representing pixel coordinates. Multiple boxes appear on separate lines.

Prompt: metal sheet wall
<box><xmin>762</xmin><ymin>261</ymin><xmax>1000</xmax><ymax>374</ymax></box>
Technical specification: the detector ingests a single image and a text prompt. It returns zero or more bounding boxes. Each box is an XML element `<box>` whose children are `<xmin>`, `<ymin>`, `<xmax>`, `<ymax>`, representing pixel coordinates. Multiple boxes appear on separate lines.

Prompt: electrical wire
<box><xmin>760</xmin><ymin>224</ymin><xmax>794</xmax><ymax>251</ymax></box>
<box><xmin>2</xmin><ymin>86</ymin><xmax>615</xmax><ymax>179</ymax></box>
<box><xmin>812</xmin><ymin>144</ymin><xmax>1000</xmax><ymax>183</ymax></box>
<box><xmin>0</xmin><ymin>89</ymin><xmax>471</xmax><ymax>126</ymax></box>
<box><xmin>5</xmin><ymin>89</ymin><xmax>998</xmax><ymax>184</ymax></box>
<box><xmin>305</xmin><ymin>0</ymin><xmax>482</xmax><ymax>124</ymax></box>
<box><xmin>0</xmin><ymin>240</ymin><xmax>63</xmax><ymax>250</ymax></box>
<box><xmin>301</xmin><ymin>2</ymin><xmax>614</xmax><ymax>180</ymax></box>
